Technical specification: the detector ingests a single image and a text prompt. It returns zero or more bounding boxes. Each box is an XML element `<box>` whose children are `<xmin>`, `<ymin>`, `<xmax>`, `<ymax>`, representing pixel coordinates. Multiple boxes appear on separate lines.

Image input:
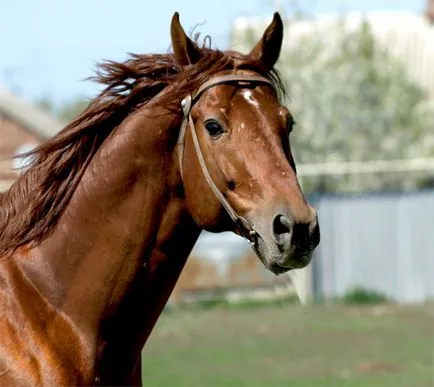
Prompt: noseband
<box><xmin>177</xmin><ymin>74</ymin><xmax>274</xmax><ymax>246</ymax></box>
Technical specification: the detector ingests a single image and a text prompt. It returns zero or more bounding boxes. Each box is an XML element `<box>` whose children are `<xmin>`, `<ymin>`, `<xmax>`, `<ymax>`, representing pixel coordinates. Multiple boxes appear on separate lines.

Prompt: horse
<box><xmin>0</xmin><ymin>12</ymin><xmax>319</xmax><ymax>386</ymax></box>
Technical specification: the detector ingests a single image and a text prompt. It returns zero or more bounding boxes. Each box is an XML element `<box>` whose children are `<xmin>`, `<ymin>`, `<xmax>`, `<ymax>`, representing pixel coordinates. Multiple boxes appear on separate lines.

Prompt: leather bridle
<box><xmin>177</xmin><ymin>74</ymin><xmax>275</xmax><ymax>246</ymax></box>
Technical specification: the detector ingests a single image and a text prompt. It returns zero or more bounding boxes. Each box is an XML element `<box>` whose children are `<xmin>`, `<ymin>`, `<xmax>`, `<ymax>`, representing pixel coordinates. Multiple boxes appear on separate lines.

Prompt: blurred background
<box><xmin>1</xmin><ymin>1</ymin><xmax>433</xmax><ymax>386</ymax></box>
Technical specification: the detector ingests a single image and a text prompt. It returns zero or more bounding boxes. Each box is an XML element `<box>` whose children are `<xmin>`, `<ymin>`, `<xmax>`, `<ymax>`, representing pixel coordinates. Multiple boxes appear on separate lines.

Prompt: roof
<box><xmin>0</xmin><ymin>179</ymin><xmax>13</xmax><ymax>192</ymax></box>
<box><xmin>232</xmin><ymin>11</ymin><xmax>434</xmax><ymax>99</ymax></box>
<box><xmin>0</xmin><ymin>87</ymin><xmax>64</xmax><ymax>140</ymax></box>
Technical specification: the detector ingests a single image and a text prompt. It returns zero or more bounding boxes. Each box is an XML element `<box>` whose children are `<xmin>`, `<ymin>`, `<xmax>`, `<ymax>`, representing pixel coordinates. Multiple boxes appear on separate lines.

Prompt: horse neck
<box><xmin>18</xmin><ymin>103</ymin><xmax>200</xmax><ymax>340</ymax></box>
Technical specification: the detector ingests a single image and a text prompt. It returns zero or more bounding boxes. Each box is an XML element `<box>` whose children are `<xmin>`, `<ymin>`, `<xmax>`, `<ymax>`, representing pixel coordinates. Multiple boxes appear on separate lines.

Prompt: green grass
<box><xmin>142</xmin><ymin>303</ymin><xmax>434</xmax><ymax>387</ymax></box>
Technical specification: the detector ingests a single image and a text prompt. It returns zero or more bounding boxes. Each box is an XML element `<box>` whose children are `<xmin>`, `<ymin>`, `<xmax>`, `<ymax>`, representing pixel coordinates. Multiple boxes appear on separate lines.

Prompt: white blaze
<box><xmin>241</xmin><ymin>90</ymin><xmax>259</xmax><ymax>108</ymax></box>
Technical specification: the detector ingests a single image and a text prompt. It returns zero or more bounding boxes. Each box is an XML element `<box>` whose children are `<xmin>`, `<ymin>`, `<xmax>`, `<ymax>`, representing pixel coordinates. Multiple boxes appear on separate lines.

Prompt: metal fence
<box><xmin>311</xmin><ymin>190</ymin><xmax>434</xmax><ymax>303</ymax></box>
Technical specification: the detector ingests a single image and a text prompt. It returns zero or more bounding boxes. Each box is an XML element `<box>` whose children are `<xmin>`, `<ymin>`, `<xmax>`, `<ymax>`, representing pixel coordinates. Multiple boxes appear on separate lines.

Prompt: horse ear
<box><xmin>171</xmin><ymin>12</ymin><xmax>202</xmax><ymax>66</ymax></box>
<box><xmin>249</xmin><ymin>12</ymin><xmax>283</xmax><ymax>69</ymax></box>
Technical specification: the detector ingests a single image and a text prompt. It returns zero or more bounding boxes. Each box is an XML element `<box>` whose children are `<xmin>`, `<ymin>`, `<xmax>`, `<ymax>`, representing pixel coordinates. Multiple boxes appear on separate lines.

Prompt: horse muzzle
<box><xmin>250</xmin><ymin>209</ymin><xmax>320</xmax><ymax>275</ymax></box>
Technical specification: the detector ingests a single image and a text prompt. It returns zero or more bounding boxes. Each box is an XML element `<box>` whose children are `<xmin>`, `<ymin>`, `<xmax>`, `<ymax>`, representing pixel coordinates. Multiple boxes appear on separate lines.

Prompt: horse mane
<box><xmin>0</xmin><ymin>38</ymin><xmax>285</xmax><ymax>257</ymax></box>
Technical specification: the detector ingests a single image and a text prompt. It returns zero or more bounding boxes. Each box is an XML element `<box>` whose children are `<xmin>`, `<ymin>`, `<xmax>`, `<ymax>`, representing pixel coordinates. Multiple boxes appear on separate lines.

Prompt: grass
<box><xmin>141</xmin><ymin>303</ymin><xmax>434</xmax><ymax>387</ymax></box>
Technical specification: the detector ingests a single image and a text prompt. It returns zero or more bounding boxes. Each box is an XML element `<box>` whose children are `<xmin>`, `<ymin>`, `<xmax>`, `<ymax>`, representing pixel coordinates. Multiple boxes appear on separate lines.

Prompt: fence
<box><xmin>311</xmin><ymin>189</ymin><xmax>434</xmax><ymax>303</ymax></box>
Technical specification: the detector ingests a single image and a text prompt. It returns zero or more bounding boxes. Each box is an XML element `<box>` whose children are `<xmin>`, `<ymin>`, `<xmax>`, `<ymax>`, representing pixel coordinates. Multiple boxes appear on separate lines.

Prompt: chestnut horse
<box><xmin>0</xmin><ymin>12</ymin><xmax>319</xmax><ymax>386</ymax></box>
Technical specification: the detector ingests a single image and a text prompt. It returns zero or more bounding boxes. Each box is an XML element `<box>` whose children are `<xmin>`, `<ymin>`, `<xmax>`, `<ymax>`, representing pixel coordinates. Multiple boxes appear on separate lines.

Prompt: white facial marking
<box><xmin>219</xmin><ymin>107</ymin><xmax>228</xmax><ymax>120</ymax></box>
<box><xmin>241</xmin><ymin>90</ymin><xmax>259</xmax><ymax>108</ymax></box>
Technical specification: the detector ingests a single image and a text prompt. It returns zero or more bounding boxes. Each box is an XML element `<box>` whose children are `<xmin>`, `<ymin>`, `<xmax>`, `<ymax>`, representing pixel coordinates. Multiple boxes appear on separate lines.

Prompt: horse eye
<box><xmin>204</xmin><ymin>119</ymin><xmax>224</xmax><ymax>138</ymax></box>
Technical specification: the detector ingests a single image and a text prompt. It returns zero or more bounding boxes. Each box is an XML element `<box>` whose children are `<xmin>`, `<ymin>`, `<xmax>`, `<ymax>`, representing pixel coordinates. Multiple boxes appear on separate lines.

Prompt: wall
<box><xmin>312</xmin><ymin>190</ymin><xmax>434</xmax><ymax>303</ymax></box>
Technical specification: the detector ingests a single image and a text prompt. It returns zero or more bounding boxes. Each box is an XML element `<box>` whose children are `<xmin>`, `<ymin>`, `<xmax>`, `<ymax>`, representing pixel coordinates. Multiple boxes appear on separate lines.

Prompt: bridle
<box><xmin>177</xmin><ymin>74</ymin><xmax>275</xmax><ymax>246</ymax></box>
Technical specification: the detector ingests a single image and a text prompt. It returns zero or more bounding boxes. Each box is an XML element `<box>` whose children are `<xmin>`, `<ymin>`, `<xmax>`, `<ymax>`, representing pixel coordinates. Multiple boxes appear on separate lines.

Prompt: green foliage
<box><xmin>339</xmin><ymin>287</ymin><xmax>389</xmax><ymax>304</ymax></box>
<box><xmin>36</xmin><ymin>96</ymin><xmax>56</xmax><ymax>115</ymax></box>
<box><xmin>36</xmin><ymin>96</ymin><xmax>88</xmax><ymax>123</ymax></box>
<box><xmin>232</xmin><ymin>15</ymin><xmax>434</xmax><ymax>193</ymax></box>
<box><xmin>169</xmin><ymin>294</ymin><xmax>299</xmax><ymax>312</ymax></box>
<box><xmin>57</xmin><ymin>98</ymin><xmax>88</xmax><ymax>122</ymax></box>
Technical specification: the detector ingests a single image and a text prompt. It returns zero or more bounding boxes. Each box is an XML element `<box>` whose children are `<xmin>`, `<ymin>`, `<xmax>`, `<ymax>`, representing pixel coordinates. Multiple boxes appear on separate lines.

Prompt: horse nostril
<box><xmin>272</xmin><ymin>214</ymin><xmax>292</xmax><ymax>248</ymax></box>
<box><xmin>273</xmin><ymin>215</ymin><xmax>291</xmax><ymax>235</ymax></box>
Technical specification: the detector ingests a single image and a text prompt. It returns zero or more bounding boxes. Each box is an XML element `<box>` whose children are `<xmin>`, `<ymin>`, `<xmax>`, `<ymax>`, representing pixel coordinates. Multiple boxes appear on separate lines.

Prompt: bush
<box><xmin>171</xmin><ymin>294</ymin><xmax>300</xmax><ymax>311</ymax></box>
<box><xmin>340</xmin><ymin>287</ymin><xmax>388</xmax><ymax>304</ymax></box>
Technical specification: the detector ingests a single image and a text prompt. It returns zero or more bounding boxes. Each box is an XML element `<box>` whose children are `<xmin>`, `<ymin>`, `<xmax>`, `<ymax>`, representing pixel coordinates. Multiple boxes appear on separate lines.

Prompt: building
<box><xmin>0</xmin><ymin>87</ymin><xmax>63</xmax><ymax>191</ymax></box>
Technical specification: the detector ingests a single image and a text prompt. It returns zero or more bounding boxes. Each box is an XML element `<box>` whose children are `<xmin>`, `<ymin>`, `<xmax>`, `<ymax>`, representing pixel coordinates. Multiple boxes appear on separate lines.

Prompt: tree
<box><xmin>232</xmin><ymin>15</ymin><xmax>434</xmax><ymax>193</ymax></box>
<box><xmin>36</xmin><ymin>97</ymin><xmax>88</xmax><ymax>123</ymax></box>
<box><xmin>57</xmin><ymin>98</ymin><xmax>89</xmax><ymax>122</ymax></box>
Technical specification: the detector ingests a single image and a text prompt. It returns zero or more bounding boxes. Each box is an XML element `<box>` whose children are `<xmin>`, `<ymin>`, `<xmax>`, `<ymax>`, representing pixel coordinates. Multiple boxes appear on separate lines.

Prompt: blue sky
<box><xmin>0</xmin><ymin>0</ymin><xmax>425</xmax><ymax>105</ymax></box>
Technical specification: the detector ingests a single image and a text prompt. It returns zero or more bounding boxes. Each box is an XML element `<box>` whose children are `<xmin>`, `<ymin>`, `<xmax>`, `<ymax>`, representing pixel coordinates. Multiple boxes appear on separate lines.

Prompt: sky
<box><xmin>0</xmin><ymin>0</ymin><xmax>426</xmax><ymax>105</ymax></box>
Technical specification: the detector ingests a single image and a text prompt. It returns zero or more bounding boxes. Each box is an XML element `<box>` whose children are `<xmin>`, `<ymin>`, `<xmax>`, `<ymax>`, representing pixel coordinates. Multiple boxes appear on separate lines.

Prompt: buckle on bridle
<box><xmin>181</xmin><ymin>95</ymin><xmax>192</xmax><ymax>117</ymax></box>
<box><xmin>236</xmin><ymin>217</ymin><xmax>258</xmax><ymax>246</ymax></box>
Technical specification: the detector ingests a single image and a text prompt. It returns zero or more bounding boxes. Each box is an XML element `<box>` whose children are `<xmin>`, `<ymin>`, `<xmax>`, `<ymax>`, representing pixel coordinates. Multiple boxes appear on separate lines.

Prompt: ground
<box><xmin>141</xmin><ymin>303</ymin><xmax>433</xmax><ymax>386</ymax></box>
